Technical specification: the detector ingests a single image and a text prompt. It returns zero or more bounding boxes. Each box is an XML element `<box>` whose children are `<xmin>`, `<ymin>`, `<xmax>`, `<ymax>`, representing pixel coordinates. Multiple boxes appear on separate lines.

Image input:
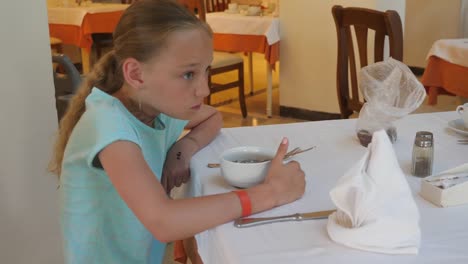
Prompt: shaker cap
<box><xmin>414</xmin><ymin>138</ymin><xmax>432</xmax><ymax>147</ymax></box>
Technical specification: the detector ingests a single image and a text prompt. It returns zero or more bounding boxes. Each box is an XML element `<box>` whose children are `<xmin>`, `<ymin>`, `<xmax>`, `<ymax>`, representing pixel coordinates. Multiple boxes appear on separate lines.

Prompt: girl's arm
<box><xmin>161</xmin><ymin>104</ymin><xmax>222</xmax><ymax>193</ymax></box>
<box><xmin>183</xmin><ymin>104</ymin><xmax>223</xmax><ymax>151</ymax></box>
<box><xmin>99</xmin><ymin>137</ymin><xmax>305</xmax><ymax>242</ymax></box>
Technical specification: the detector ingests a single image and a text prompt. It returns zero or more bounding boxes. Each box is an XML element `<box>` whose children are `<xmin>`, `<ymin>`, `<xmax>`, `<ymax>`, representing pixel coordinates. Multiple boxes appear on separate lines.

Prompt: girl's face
<box><xmin>139</xmin><ymin>28</ymin><xmax>213</xmax><ymax>120</ymax></box>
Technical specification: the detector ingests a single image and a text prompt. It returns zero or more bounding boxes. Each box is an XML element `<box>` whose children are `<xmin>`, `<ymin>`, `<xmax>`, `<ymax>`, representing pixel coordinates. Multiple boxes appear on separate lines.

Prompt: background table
<box><xmin>48</xmin><ymin>4</ymin><xmax>128</xmax><ymax>73</ymax></box>
<box><xmin>185</xmin><ymin>111</ymin><xmax>468</xmax><ymax>264</ymax></box>
<box><xmin>207</xmin><ymin>12</ymin><xmax>280</xmax><ymax>117</ymax></box>
<box><xmin>421</xmin><ymin>39</ymin><xmax>468</xmax><ymax>105</ymax></box>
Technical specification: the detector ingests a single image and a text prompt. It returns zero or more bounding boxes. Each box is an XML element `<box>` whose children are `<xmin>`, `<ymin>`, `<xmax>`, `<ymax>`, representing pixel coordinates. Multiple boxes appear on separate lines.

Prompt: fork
<box><xmin>207</xmin><ymin>146</ymin><xmax>315</xmax><ymax>168</ymax></box>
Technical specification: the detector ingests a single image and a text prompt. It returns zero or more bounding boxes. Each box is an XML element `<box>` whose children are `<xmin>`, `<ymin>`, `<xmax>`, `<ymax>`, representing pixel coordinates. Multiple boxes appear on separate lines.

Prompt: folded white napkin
<box><xmin>327</xmin><ymin>130</ymin><xmax>421</xmax><ymax>254</ymax></box>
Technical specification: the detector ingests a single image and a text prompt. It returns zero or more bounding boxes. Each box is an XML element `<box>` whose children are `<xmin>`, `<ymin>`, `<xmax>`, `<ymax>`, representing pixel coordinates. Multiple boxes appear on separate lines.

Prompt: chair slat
<box><xmin>354</xmin><ymin>25</ymin><xmax>369</xmax><ymax>68</ymax></box>
<box><xmin>346</xmin><ymin>26</ymin><xmax>359</xmax><ymax>109</ymax></box>
<box><xmin>374</xmin><ymin>31</ymin><xmax>385</xmax><ymax>62</ymax></box>
<box><xmin>332</xmin><ymin>5</ymin><xmax>403</xmax><ymax>119</ymax></box>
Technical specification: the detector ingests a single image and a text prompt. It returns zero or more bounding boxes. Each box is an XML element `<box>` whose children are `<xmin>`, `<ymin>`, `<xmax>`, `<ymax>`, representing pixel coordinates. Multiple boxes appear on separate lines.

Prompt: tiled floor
<box><xmin>210</xmin><ymin>53</ymin><xmax>305</xmax><ymax>127</ymax></box>
<box><xmin>211</xmin><ymin>53</ymin><xmax>464</xmax><ymax>127</ymax></box>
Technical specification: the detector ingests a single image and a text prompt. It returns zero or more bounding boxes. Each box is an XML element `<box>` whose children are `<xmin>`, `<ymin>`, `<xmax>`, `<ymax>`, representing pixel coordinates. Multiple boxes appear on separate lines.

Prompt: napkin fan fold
<box><xmin>327</xmin><ymin>130</ymin><xmax>421</xmax><ymax>254</ymax></box>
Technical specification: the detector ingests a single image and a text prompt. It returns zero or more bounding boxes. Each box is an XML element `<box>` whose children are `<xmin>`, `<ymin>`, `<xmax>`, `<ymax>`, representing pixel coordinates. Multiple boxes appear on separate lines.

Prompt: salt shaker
<box><xmin>411</xmin><ymin>131</ymin><xmax>434</xmax><ymax>177</ymax></box>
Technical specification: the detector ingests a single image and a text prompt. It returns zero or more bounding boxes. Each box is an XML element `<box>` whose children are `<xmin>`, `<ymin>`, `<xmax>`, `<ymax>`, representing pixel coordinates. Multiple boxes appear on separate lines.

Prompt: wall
<box><xmin>404</xmin><ymin>0</ymin><xmax>461</xmax><ymax>68</ymax></box>
<box><xmin>0</xmin><ymin>0</ymin><xmax>63</xmax><ymax>263</ymax></box>
<box><xmin>279</xmin><ymin>0</ymin><xmax>406</xmax><ymax>114</ymax></box>
<box><xmin>463</xmin><ymin>0</ymin><xmax>468</xmax><ymax>37</ymax></box>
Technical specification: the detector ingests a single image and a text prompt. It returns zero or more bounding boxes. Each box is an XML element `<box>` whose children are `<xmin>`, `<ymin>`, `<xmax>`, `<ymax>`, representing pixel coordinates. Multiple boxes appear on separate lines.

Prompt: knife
<box><xmin>234</xmin><ymin>209</ymin><xmax>336</xmax><ymax>228</ymax></box>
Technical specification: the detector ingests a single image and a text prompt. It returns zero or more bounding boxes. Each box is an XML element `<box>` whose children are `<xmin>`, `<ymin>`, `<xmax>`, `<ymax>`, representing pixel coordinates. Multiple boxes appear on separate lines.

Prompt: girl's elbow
<box><xmin>148</xmin><ymin>219</ymin><xmax>175</xmax><ymax>243</ymax></box>
<box><xmin>213</xmin><ymin>110</ymin><xmax>223</xmax><ymax>130</ymax></box>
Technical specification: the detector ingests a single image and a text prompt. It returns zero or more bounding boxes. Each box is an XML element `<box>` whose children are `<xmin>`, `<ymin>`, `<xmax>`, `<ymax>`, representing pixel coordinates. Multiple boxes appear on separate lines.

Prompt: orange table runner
<box><xmin>213</xmin><ymin>33</ymin><xmax>279</xmax><ymax>65</ymax></box>
<box><xmin>48</xmin><ymin>11</ymin><xmax>123</xmax><ymax>51</ymax></box>
<box><xmin>421</xmin><ymin>56</ymin><xmax>468</xmax><ymax>105</ymax></box>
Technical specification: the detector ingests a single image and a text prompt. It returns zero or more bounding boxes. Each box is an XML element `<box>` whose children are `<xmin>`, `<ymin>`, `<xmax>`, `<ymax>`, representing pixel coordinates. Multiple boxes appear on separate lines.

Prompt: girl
<box><xmin>49</xmin><ymin>0</ymin><xmax>305</xmax><ymax>263</ymax></box>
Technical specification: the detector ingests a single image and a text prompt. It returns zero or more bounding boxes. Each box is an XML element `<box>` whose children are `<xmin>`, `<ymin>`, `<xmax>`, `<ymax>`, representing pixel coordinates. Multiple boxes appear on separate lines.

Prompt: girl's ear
<box><xmin>122</xmin><ymin>57</ymin><xmax>144</xmax><ymax>90</ymax></box>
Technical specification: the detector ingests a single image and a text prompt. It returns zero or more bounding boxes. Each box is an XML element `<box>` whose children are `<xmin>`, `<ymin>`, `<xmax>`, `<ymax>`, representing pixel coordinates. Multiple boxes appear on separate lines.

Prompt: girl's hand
<box><xmin>263</xmin><ymin>138</ymin><xmax>306</xmax><ymax>206</ymax></box>
<box><xmin>161</xmin><ymin>138</ymin><xmax>193</xmax><ymax>195</ymax></box>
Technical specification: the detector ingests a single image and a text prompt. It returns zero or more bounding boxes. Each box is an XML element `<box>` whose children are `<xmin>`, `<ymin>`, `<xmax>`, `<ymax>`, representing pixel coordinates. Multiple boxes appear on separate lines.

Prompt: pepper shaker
<box><xmin>411</xmin><ymin>131</ymin><xmax>434</xmax><ymax>177</ymax></box>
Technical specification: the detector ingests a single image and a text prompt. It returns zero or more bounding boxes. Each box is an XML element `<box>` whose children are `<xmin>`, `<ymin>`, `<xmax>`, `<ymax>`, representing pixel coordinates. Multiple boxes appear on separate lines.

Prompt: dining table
<box><xmin>47</xmin><ymin>3</ymin><xmax>129</xmax><ymax>73</ymax></box>
<box><xmin>182</xmin><ymin>111</ymin><xmax>468</xmax><ymax>264</ymax></box>
<box><xmin>47</xmin><ymin>6</ymin><xmax>280</xmax><ymax>116</ymax></box>
<box><xmin>206</xmin><ymin>12</ymin><xmax>280</xmax><ymax>117</ymax></box>
<box><xmin>421</xmin><ymin>39</ymin><xmax>468</xmax><ymax>105</ymax></box>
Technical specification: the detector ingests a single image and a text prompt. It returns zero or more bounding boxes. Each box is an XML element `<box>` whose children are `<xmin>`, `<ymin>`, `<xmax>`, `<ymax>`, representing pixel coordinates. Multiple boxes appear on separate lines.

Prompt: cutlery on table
<box><xmin>234</xmin><ymin>209</ymin><xmax>336</xmax><ymax>228</ymax></box>
<box><xmin>207</xmin><ymin>146</ymin><xmax>315</xmax><ymax>168</ymax></box>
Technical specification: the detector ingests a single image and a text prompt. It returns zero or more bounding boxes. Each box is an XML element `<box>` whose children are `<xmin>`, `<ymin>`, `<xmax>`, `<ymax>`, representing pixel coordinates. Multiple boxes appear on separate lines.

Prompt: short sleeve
<box><xmin>159</xmin><ymin>114</ymin><xmax>189</xmax><ymax>146</ymax></box>
<box><xmin>75</xmin><ymin>101</ymin><xmax>142</xmax><ymax>169</ymax></box>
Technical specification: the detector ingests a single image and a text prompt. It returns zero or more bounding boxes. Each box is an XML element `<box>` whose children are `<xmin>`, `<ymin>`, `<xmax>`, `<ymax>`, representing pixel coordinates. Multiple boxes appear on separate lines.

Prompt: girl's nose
<box><xmin>196</xmin><ymin>75</ymin><xmax>211</xmax><ymax>98</ymax></box>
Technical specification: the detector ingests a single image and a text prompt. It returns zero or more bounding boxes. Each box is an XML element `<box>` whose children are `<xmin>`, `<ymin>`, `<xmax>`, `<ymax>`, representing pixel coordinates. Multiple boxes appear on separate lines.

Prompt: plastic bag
<box><xmin>356</xmin><ymin>58</ymin><xmax>426</xmax><ymax>147</ymax></box>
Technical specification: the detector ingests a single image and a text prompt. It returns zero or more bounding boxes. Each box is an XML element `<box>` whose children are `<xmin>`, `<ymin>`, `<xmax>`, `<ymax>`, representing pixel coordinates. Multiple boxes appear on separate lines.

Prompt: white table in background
<box><xmin>47</xmin><ymin>3</ymin><xmax>129</xmax><ymax>73</ymax></box>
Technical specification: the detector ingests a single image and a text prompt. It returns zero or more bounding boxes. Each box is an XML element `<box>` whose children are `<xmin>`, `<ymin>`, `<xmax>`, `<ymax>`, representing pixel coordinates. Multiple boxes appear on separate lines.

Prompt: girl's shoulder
<box><xmin>82</xmin><ymin>88</ymin><xmax>135</xmax><ymax>128</ymax></box>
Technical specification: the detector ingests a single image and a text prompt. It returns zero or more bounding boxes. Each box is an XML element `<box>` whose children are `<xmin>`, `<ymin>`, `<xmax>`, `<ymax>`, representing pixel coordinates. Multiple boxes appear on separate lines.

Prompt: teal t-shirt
<box><xmin>59</xmin><ymin>88</ymin><xmax>188</xmax><ymax>264</ymax></box>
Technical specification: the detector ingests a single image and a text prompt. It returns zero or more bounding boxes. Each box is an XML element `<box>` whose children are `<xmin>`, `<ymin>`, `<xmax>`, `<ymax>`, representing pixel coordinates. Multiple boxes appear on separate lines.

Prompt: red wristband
<box><xmin>233</xmin><ymin>190</ymin><xmax>252</xmax><ymax>217</ymax></box>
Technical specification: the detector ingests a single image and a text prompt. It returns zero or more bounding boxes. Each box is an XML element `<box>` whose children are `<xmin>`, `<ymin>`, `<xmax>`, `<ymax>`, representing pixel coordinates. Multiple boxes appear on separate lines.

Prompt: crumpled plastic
<box><xmin>356</xmin><ymin>57</ymin><xmax>426</xmax><ymax>147</ymax></box>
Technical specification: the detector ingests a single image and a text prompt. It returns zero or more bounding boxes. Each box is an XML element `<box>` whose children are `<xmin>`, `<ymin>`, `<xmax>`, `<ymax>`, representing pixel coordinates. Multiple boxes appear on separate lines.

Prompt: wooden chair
<box><xmin>50</xmin><ymin>37</ymin><xmax>63</xmax><ymax>54</ymax></box>
<box><xmin>92</xmin><ymin>0</ymin><xmax>138</xmax><ymax>59</ymax></box>
<box><xmin>206</xmin><ymin>0</ymin><xmax>230</xmax><ymax>12</ymax></box>
<box><xmin>178</xmin><ymin>0</ymin><xmax>247</xmax><ymax>117</ymax></box>
<box><xmin>332</xmin><ymin>5</ymin><xmax>403</xmax><ymax>119</ymax></box>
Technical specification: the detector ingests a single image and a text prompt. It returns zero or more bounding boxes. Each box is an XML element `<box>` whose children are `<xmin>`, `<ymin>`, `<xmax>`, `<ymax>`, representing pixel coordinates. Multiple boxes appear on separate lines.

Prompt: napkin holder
<box><xmin>420</xmin><ymin>163</ymin><xmax>468</xmax><ymax>207</ymax></box>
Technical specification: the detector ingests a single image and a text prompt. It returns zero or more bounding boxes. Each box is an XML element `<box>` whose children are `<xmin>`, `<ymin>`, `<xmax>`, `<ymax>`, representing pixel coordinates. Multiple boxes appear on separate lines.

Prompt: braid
<box><xmin>49</xmin><ymin>51</ymin><xmax>120</xmax><ymax>176</ymax></box>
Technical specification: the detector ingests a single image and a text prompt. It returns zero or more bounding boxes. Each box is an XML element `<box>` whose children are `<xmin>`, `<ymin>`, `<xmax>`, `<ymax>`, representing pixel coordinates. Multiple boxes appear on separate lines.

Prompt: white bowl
<box><xmin>220</xmin><ymin>146</ymin><xmax>275</xmax><ymax>188</ymax></box>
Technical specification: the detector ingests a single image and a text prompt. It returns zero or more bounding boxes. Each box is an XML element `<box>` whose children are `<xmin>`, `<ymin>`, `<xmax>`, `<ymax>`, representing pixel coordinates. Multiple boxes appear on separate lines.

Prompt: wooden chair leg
<box><xmin>428</xmin><ymin>86</ymin><xmax>439</xmax><ymax>105</ymax></box>
<box><xmin>248</xmin><ymin>52</ymin><xmax>254</xmax><ymax>95</ymax></box>
<box><xmin>96</xmin><ymin>45</ymin><xmax>102</xmax><ymax>60</ymax></box>
<box><xmin>182</xmin><ymin>237</ymin><xmax>204</xmax><ymax>264</ymax></box>
<box><xmin>53</xmin><ymin>44</ymin><xmax>63</xmax><ymax>54</ymax></box>
<box><xmin>238</xmin><ymin>64</ymin><xmax>247</xmax><ymax>118</ymax></box>
<box><xmin>206</xmin><ymin>76</ymin><xmax>212</xmax><ymax>105</ymax></box>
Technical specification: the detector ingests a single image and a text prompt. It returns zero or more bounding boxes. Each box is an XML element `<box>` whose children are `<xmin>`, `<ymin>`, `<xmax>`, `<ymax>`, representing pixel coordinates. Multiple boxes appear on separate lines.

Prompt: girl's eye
<box><xmin>183</xmin><ymin>72</ymin><xmax>194</xmax><ymax>80</ymax></box>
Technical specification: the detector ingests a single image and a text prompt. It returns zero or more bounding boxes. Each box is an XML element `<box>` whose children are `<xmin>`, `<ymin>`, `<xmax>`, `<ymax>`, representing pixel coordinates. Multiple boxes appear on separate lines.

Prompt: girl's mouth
<box><xmin>191</xmin><ymin>104</ymin><xmax>202</xmax><ymax>110</ymax></box>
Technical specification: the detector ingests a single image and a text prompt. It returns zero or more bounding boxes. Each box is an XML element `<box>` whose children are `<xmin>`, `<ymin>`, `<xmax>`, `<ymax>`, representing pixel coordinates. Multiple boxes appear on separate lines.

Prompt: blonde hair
<box><xmin>49</xmin><ymin>0</ymin><xmax>212</xmax><ymax>176</ymax></box>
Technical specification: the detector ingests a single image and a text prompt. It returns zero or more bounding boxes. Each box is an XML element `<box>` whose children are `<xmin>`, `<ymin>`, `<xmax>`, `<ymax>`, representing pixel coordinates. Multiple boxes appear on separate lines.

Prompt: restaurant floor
<box><xmin>210</xmin><ymin>53</ymin><xmax>463</xmax><ymax>128</ymax></box>
<box><xmin>162</xmin><ymin>54</ymin><xmax>464</xmax><ymax>264</ymax></box>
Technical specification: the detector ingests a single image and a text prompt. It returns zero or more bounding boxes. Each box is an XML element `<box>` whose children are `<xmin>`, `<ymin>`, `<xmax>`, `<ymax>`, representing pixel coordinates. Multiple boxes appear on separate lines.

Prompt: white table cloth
<box><xmin>426</xmin><ymin>38</ymin><xmax>468</xmax><ymax>67</ymax></box>
<box><xmin>206</xmin><ymin>12</ymin><xmax>280</xmax><ymax>45</ymax></box>
<box><xmin>47</xmin><ymin>3</ymin><xmax>129</xmax><ymax>26</ymax></box>
<box><xmin>186</xmin><ymin>111</ymin><xmax>468</xmax><ymax>264</ymax></box>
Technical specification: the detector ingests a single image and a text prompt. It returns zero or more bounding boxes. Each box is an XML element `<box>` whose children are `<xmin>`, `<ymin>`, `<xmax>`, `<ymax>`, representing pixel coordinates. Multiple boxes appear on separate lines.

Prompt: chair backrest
<box><xmin>121</xmin><ymin>0</ymin><xmax>137</xmax><ymax>4</ymax></box>
<box><xmin>52</xmin><ymin>54</ymin><xmax>82</xmax><ymax>122</ymax></box>
<box><xmin>332</xmin><ymin>5</ymin><xmax>403</xmax><ymax>119</ymax></box>
<box><xmin>207</xmin><ymin>0</ymin><xmax>230</xmax><ymax>12</ymax></box>
<box><xmin>177</xmin><ymin>0</ymin><xmax>206</xmax><ymax>21</ymax></box>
